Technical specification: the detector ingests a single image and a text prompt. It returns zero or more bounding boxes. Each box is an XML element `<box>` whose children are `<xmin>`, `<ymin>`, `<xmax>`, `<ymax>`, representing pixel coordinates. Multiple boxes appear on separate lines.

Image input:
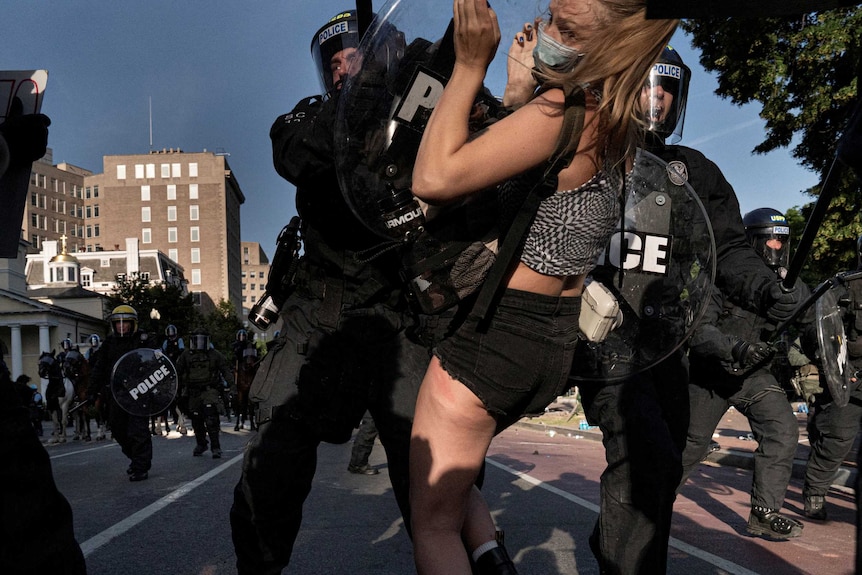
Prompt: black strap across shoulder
<box><xmin>468</xmin><ymin>87</ymin><xmax>587</xmax><ymax>325</ymax></box>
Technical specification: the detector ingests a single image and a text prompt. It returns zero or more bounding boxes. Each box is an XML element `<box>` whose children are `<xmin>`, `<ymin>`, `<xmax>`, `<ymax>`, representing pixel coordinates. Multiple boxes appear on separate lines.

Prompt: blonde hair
<box><xmin>535</xmin><ymin>0</ymin><xmax>678</xmax><ymax>171</ymax></box>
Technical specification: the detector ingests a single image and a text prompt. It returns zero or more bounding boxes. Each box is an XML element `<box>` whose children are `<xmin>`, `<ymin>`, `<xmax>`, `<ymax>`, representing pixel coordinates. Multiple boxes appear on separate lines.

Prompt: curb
<box><xmin>513</xmin><ymin>420</ymin><xmax>858</xmax><ymax>490</ymax></box>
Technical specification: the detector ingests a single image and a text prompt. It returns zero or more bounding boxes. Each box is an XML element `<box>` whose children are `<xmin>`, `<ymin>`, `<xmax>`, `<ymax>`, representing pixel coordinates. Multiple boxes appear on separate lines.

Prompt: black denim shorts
<box><xmin>434</xmin><ymin>288</ymin><xmax>581</xmax><ymax>430</ymax></box>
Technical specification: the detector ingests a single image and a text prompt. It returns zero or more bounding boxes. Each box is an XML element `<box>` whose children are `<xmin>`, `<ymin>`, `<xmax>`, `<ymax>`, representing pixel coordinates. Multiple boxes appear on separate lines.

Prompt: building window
<box><xmin>117</xmin><ymin>165</ymin><xmax>126</xmax><ymax>179</ymax></box>
<box><xmin>168</xmin><ymin>227</ymin><xmax>177</xmax><ymax>243</ymax></box>
<box><xmin>93</xmin><ymin>205</ymin><xmax>99</xmax><ymax>217</ymax></box>
<box><xmin>86</xmin><ymin>225</ymin><xmax>92</xmax><ymax>238</ymax></box>
<box><xmin>191</xmin><ymin>291</ymin><xmax>201</xmax><ymax>306</ymax></box>
<box><xmin>31</xmin><ymin>213</ymin><xmax>38</xmax><ymax>228</ymax></box>
<box><xmin>161</xmin><ymin>164</ymin><xmax>171</xmax><ymax>178</ymax></box>
<box><xmin>82</xmin><ymin>271</ymin><xmax>92</xmax><ymax>287</ymax></box>
<box><xmin>167</xmin><ymin>206</ymin><xmax>177</xmax><ymax>221</ymax></box>
<box><xmin>190</xmin><ymin>248</ymin><xmax>200</xmax><ymax>263</ymax></box>
<box><xmin>190</xmin><ymin>226</ymin><xmax>200</xmax><ymax>242</ymax></box>
<box><xmin>94</xmin><ymin>224</ymin><xmax>100</xmax><ymax>237</ymax></box>
<box><xmin>189</xmin><ymin>183</ymin><xmax>198</xmax><ymax>199</ymax></box>
<box><xmin>241</xmin><ymin>283</ymin><xmax>247</xmax><ymax>290</ymax></box>
<box><xmin>135</xmin><ymin>164</ymin><xmax>144</xmax><ymax>179</ymax></box>
<box><xmin>93</xmin><ymin>185</ymin><xmax>99</xmax><ymax>198</ymax></box>
<box><xmin>141</xmin><ymin>207</ymin><xmax>151</xmax><ymax>222</ymax></box>
<box><xmin>140</xmin><ymin>272</ymin><xmax>150</xmax><ymax>281</ymax></box>
<box><xmin>30</xmin><ymin>192</ymin><xmax>37</xmax><ymax>206</ymax></box>
<box><xmin>172</xmin><ymin>163</ymin><xmax>181</xmax><ymax>178</ymax></box>
<box><xmin>191</xmin><ymin>269</ymin><xmax>201</xmax><ymax>285</ymax></box>
<box><xmin>189</xmin><ymin>205</ymin><xmax>199</xmax><ymax>221</ymax></box>
<box><xmin>167</xmin><ymin>184</ymin><xmax>176</xmax><ymax>200</ymax></box>
<box><xmin>168</xmin><ymin>249</ymin><xmax>178</xmax><ymax>262</ymax></box>
<box><xmin>250</xmin><ymin>283</ymin><xmax>256</xmax><ymax>291</ymax></box>
<box><xmin>146</xmin><ymin>164</ymin><xmax>156</xmax><ymax>178</ymax></box>
<box><xmin>141</xmin><ymin>185</ymin><xmax>150</xmax><ymax>201</ymax></box>
<box><xmin>142</xmin><ymin>228</ymin><xmax>152</xmax><ymax>244</ymax></box>
<box><xmin>189</xmin><ymin>163</ymin><xmax>198</xmax><ymax>178</ymax></box>
<box><xmin>86</xmin><ymin>206</ymin><xmax>91</xmax><ymax>219</ymax></box>
<box><xmin>259</xmin><ymin>271</ymin><xmax>265</xmax><ymax>279</ymax></box>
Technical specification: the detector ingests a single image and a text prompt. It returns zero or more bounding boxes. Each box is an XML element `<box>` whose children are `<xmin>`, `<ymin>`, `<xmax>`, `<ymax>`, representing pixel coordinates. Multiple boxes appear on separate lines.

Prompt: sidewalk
<box><xmin>515</xmin><ymin>396</ymin><xmax>859</xmax><ymax>490</ymax></box>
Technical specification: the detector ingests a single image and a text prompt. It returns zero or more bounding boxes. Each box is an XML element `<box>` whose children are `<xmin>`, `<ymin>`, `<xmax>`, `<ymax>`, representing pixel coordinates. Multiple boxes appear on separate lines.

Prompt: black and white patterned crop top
<box><xmin>500</xmin><ymin>166</ymin><xmax>622</xmax><ymax>276</ymax></box>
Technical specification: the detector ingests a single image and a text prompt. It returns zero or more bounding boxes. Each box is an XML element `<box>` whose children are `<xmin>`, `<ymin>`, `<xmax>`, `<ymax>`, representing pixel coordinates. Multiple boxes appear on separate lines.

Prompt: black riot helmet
<box><xmin>189</xmin><ymin>328</ymin><xmax>210</xmax><ymax>351</ymax></box>
<box><xmin>311</xmin><ymin>10</ymin><xmax>361</xmax><ymax>94</ymax></box>
<box><xmin>165</xmin><ymin>324</ymin><xmax>178</xmax><ymax>340</ymax></box>
<box><xmin>310</xmin><ymin>9</ymin><xmax>405</xmax><ymax>96</ymax></box>
<box><xmin>743</xmin><ymin>208</ymin><xmax>791</xmax><ymax>274</ymax></box>
<box><xmin>236</xmin><ymin>329</ymin><xmax>248</xmax><ymax>342</ymax></box>
<box><xmin>643</xmin><ymin>45</ymin><xmax>691</xmax><ymax>144</ymax></box>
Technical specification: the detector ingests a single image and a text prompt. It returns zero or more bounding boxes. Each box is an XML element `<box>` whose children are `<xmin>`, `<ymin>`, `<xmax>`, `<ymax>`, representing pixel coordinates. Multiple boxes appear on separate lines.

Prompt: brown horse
<box><xmin>233</xmin><ymin>342</ymin><xmax>260</xmax><ymax>431</ymax></box>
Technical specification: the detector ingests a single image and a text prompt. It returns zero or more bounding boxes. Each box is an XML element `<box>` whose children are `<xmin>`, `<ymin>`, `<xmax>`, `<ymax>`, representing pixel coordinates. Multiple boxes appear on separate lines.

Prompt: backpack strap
<box><xmin>469</xmin><ymin>86</ymin><xmax>587</xmax><ymax>325</ymax></box>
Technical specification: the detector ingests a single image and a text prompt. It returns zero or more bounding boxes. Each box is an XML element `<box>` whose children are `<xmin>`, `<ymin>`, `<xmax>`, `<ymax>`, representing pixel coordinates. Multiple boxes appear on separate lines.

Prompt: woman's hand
<box><xmin>453</xmin><ymin>0</ymin><xmax>501</xmax><ymax>71</ymax></box>
<box><xmin>503</xmin><ymin>22</ymin><xmax>538</xmax><ymax>108</ymax></box>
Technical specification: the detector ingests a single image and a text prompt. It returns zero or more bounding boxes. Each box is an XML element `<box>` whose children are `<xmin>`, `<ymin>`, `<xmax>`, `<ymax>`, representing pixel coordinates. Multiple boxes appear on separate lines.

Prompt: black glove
<box><xmin>765</xmin><ymin>279</ymin><xmax>811</xmax><ymax>323</ymax></box>
<box><xmin>731</xmin><ymin>339</ymin><xmax>775</xmax><ymax>369</ymax></box>
<box><xmin>0</xmin><ymin>97</ymin><xmax>50</xmax><ymax>167</ymax></box>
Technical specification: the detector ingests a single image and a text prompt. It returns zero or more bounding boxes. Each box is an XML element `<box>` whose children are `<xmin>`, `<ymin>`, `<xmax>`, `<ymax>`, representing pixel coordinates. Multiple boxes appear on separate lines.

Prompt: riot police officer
<box><xmin>161</xmin><ymin>324</ymin><xmax>186</xmax><ymax>434</ymax></box>
<box><xmin>575</xmin><ymin>46</ymin><xmax>811</xmax><ymax>572</ymax></box>
<box><xmin>229</xmin><ymin>10</ymin><xmax>432</xmax><ymax>573</ymax></box>
<box><xmin>90</xmin><ymin>304</ymin><xmax>154</xmax><ymax>481</ymax></box>
<box><xmin>801</xmin><ymin>234</ymin><xmax>862</xmax><ymax>520</ymax></box>
<box><xmin>682</xmin><ymin>207</ymin><xmax>805</xmax><ymax>540</ymax></box>
<box><xmin>176</xmin><ymin>328</ymin><xmax>231</xmax><ymax>459</ymax></box>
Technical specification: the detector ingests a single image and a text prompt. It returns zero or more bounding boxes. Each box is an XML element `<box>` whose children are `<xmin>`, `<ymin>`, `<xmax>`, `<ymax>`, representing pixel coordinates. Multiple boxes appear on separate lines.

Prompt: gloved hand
<box><xmin>731</xmin><ymin>339</ymin><xmax>775</xmax><ymax>369</ymax></box>
<box><xmin>0</xmin><ymin>97</ymin><xmax>50</xmax><ymax>167</ymax></box>
<box><xmin>765</xmin><ymin>279</ymin><xmax>811</xmax><ymax>323</ymax></box>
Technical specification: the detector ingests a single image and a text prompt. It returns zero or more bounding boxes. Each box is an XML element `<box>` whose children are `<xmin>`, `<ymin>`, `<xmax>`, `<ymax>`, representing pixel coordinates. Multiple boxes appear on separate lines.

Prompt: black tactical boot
<box><xmin>193</xmin><ymin>442</ymin><xmax>208</xmax><ymax>456</ymax></box>
<box><xmin>803</xmin><ymin>495</ymin><xmax>827</xmax><ymax>520</ymax></box>
<box><xmin>474</xmin><ymin>546</ymin><xmax>518</xmax><ymax>575</ymax></box>
<box><xmin>746</xmin><ymin>505</ymin><xmax>803</xmax><ymax>539</ymax></box>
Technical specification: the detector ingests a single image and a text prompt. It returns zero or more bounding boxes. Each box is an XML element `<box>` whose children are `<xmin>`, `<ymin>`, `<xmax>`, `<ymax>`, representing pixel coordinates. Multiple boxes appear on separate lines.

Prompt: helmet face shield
<box><xmin>311</xmin><ymin>11</ymin><xmax>360</xmax><ymax>94</ymax></box>
<box><xmin>642</xmin><ymin>47</ymin><xmax>690</xmax><ymax>144</ymax></box>
<box><xmin>109</xmin><ymin>304</ymin><xmax>138</xmax><ymax>337</ymax></box>
<box><xmin>751</xmin><ymin>227</ymin><xmax>791</xmax><ymax>272</ymax></box>
<box><xmin>190</xmin><ymin>334</ymin><xmax>210</xmax><ymax>351</ymax></box>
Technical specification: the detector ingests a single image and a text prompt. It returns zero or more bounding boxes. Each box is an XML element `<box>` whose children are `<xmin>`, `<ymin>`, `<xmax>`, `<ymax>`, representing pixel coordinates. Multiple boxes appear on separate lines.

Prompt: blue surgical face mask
<box><xmin>533</xmin><ymin>21</ymin><xmax>583</xmax><ymax>70</ymax></box>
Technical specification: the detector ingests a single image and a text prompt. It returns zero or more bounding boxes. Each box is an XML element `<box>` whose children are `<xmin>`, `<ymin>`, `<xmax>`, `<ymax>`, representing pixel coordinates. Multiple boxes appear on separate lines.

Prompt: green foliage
<box><xmin>681</xmin><ymin>8</ymin><xmax>862</xmax><ymax>282</ymax></box>
<box><xmin>106</xmin><ymin>276</ymin><xmax>200</xmax><ymax>342</ymax></box>
<box><xmin>199</xmin><ymin>299</ymin><xmax>244</xmax><ymax>358</ymax></box>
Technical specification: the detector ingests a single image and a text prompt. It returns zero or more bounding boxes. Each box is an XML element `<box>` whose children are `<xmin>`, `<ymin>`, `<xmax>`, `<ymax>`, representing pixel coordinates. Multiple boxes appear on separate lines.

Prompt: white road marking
<box><xmin>485</xmin><ymin>457</ymin><xmax>762</xmax><ymax>575</ymax></box>
<box><xmin>80</xmin><ymin>453</ymin><xmax>243</xmax><ymax>557</ymax></box>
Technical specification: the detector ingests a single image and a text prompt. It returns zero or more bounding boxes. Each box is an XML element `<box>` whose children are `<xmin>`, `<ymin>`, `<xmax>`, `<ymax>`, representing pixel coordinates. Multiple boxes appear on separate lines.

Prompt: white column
<box><xmin>9</xmin><ymin>324</ymin><xmax>22</xmax><ymax>380</ymax></box>
<box><xmin>39</xmin><ymin>324</ymin><xmax>51</xmax><ymax>395</ymax></box>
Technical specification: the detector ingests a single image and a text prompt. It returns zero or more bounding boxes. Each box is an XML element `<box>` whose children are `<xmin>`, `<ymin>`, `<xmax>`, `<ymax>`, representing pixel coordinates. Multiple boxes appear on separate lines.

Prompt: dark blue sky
<box><xmin>2</xmin><ymin>0</ymin><xmax>819</xmax><ymax>257</ymax></box>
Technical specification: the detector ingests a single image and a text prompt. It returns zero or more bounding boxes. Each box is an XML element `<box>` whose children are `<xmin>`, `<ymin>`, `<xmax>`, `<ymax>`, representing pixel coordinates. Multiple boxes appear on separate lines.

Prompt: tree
<box><xmin>106</xmin><ymin>276</ymin><xmax>200</xmax><ymax>342</ymax></box>
<box><xmin>681</xmin><ymin>8</ymin><xmax>862</xmax><ymax>279</ymax></box>
<box><xmin>200</xmin><ymin>299</ymin><xmax>244</xmax><ymax>359</ymax></box>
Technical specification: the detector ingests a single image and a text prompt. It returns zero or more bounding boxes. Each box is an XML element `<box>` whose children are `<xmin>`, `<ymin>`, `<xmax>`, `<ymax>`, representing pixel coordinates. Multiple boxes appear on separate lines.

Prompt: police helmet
<box><xmin>311</xmin><ymin>10</ymin><xmax>361</xmax><ymax>94</ymax></box>
<box><xmin>236</xmin><ymin>329</ymin><xmax>248</xmax><ymax>342</ymax></box>
<box><xmin>165</xmin><ymin>324</ymin><xmax>178</xmax><ymax>339</ymax></box>
<box><xmin>189</xmin><ymin>328</ymin><xmax>210</xmax><ymax>351</ymax></box>
<box><xmin>109</xmin><ymin>304</ymin><xmax>138</xmax><ymax>337</ymax></box>
<box><xmin>310</xmin><ymin>9</ymin><xmax>405</xmax><ymax>95</ymax></box>
<box><xmin>89</xmin><ymin>334</ymin><xmax>101</xmax><ymax>348</ymax></box>
<box><xmin>60</xmin><ymin>338</ymin><xmax>75</xmax><ymax>352</ymax></box>
<box><xmin>743</xmin><ymin>208</ymin><xmax>791</xmax><ymax>273</ymax></box>
<box><xmin>643</xmin><ymin>45</ymin><xmax>691</xmax><ymax>144</ymax></box>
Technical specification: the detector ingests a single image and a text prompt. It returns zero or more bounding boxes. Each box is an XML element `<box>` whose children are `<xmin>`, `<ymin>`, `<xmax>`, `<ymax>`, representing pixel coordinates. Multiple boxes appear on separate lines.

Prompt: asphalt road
<box><xmin>38</xmin><ymin>416</ymin><xmax>856</xmax><ymax>574</ymax></box>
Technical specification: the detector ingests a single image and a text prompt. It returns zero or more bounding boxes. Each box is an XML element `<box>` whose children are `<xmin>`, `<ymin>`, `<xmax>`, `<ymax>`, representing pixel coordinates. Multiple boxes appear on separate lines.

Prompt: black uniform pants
<box><xmin>109</xmin><ymin>397</ymin><xmax>152</xmax><ymax>473</ymax></box>
<box><xmin>579</xmin><ymin>352</ymin><xmax>690</xmax><ymax>575</ymax></box>
<box><xmin>682</xmin><ymin>368</ymin><xmax>797</xmax><ymax>510</ymax></box>
<box><xmin>229</xmin><ymin>294</ymin><xmax>427</xmax><ymax>575</ymax></box>
<box><xmin>805</xmin><ymin>377</ymin><xmax>862</xmax><ymax>497</ymax></box>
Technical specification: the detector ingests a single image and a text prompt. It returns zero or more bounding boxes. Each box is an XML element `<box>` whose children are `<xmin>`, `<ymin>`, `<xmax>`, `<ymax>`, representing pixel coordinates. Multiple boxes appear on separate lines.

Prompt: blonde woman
<box><xmin>408</xmin><ymin>0</ymin><xmax>678</xmax><ymax>573</ymax></box>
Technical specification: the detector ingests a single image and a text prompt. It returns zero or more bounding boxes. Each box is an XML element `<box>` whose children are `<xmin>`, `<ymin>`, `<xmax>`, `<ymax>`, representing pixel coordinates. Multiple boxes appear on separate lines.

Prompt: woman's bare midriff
<box><xmin>506</xmin><ymin>262</ymin><xmax>585</xmax><ymax>298</ymax></box>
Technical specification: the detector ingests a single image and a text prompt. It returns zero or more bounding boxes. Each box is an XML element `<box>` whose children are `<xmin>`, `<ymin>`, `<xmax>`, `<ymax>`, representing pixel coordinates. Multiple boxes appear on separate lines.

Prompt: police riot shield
<box><xmin>570</xmin><ymin>149</ymin><xmax>716</xmax><ymax>383</ymax></box>
<box><xmin>110</xmin><ymin>348</ymin><xmax>178</xmax><ymax>416</ymax></box>
<box><xmin>334</xmin><ymin>0</ymin><xmax>528</xmax><ymax>238</ymax></box>
<box><xmin>815</xmin><ymin>285</ymin><xmax>852</xmax><ymax>407</ymax></box>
